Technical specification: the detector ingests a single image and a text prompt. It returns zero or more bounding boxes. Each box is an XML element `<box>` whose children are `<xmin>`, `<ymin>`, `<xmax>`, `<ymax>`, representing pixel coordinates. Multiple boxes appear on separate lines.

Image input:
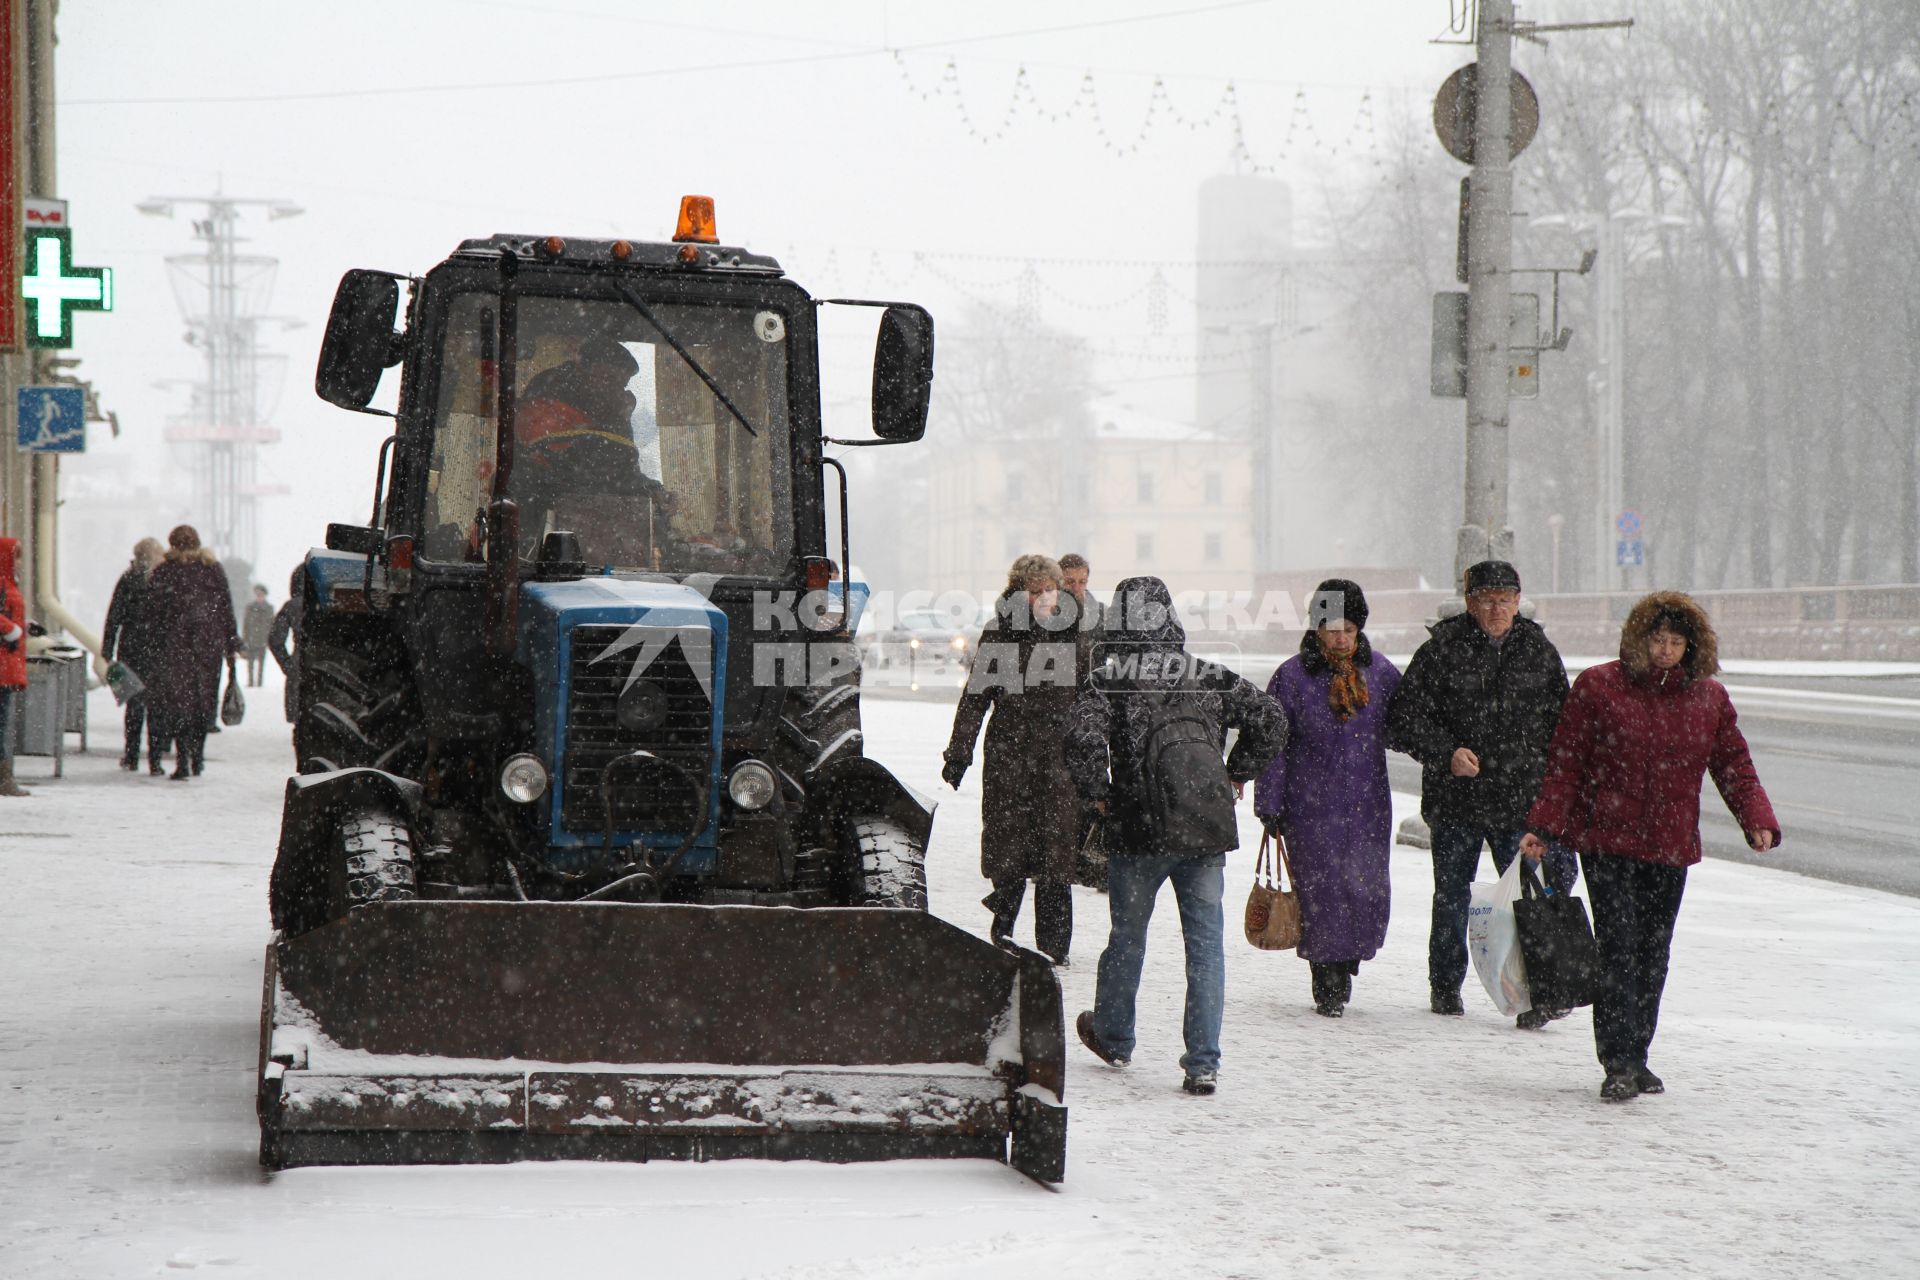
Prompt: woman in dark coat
<box><xmin>144</xmin><ymin>525</ymin><xmax>241</xmax><ymax>780</ymax></box>
<box><xmin>1522</xmin><ymin>591</ymin><xmax>1779</xmax><ymax>1102</ymax></box>
<box><xmin>942</xmin><ymin>554</ymin><xmax>1095</xmax><ymax>964</ymax></box>
<box><xmin>1254</xmin><ymin>580</ymin><xmax>1403</xmax><ymax>1016</ymax></box>
<box><xmin>103</xmin><ymin>536</ymin><xmax>166</xmax><ymax>771</ymax></box>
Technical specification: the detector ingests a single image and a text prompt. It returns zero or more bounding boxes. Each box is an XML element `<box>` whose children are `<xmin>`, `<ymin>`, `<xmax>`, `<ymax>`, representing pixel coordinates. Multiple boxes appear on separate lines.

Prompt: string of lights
<box><xmin>893</xmin><ymin>51</ymin><xmax>1381</xmax><ymax>169</ymax></box>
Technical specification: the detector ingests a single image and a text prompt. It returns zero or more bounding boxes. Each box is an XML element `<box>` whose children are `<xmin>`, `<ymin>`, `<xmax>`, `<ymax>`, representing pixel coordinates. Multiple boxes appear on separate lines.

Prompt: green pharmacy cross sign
<box><xmin>21</xmin><ymin>227</ymin><xmax>113</xmax><ymax>348</ymax></box>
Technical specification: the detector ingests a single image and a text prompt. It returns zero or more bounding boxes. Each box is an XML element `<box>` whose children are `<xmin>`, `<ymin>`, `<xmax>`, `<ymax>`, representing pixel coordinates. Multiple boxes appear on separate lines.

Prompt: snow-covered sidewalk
<box><xmin>2</xmin><ymin>683</ymin><xmax>1916</xmax><ymax>1278</ymax></box>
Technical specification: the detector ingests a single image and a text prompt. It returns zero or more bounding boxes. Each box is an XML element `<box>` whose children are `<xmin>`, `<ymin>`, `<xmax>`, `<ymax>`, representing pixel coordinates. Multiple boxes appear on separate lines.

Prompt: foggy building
<box><xmin>923</xmin><ymin>396</ymin><xmax>1253</xmax><ymax>599</ymax></box>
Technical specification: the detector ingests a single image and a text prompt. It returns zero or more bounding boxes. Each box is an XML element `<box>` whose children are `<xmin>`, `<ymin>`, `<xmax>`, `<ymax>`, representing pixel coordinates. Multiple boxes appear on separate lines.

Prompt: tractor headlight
<box><xmin>499</xmin><ymin>754</ymin><xmax>550</xmax><ymax>804</ymax></box>
<box><xmin>727</xmin><ymin>760</ymin><xmax>778</xmax><ymax>810</ymax></box>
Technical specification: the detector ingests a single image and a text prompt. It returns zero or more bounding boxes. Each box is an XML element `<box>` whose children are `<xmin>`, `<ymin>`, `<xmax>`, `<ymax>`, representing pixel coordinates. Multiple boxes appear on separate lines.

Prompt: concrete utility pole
<box><xmin>1456</xmin><ymin>0</ymin><xmax>1516</xmax><ymax>589</ymax></box>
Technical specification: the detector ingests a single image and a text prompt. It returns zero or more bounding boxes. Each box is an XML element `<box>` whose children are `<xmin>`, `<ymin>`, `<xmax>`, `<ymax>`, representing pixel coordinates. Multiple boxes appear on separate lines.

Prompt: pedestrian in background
<box><xmin>1521</xmin><ymin>592</ymin><xmax>1779</xmax><ymax>1102</ymax></box>
<box><xmin>242</xmin><ymin>584</ymin><xmax>274</xmax><ymax>687</ymax></box>
<box><xmin>1254</xmin><ymin>579</ymin><xmax>1403</xmax><ymax>1017</ymax></box>
<box><xmin>1386</xmin><ymin>560</ymin><xmax>1575</xmax><ymax>1027</ymax></box>
<box><xmin>1058</xmin><ymin>551</ymin><xmax>1108</xmax><ymax>892</ymax></box>
<box><xmin>1066</xmin><ymin>575</ymin><xmax>1286</xmax><ymax>1095</ymax></box>
<box><xmin>104</xmin><ymin>537</ymin><xmax>167</xmax><ymax>772</ymax></box>
<box><xmin>268</xmin><ymin>567</ymin><xmax>302</xmax><ymax>728</ymax></box>
<box><xmin>1058</xmin><ymin>552</ymin><xmax>1103</xmax><ymax>631</ymax></box>
<box><xmin>0</xmin><ymin>537</ymin><xmax>31</xmax><ymax>798</ymax></box>
<box><xmin>146</xmin><ymin>525</ymin><xmax>241</xmax><ymax>781</ymax></box>
<box><xmin>943</xmin><ymin>554</ymin><xmax>1093</xmax><ymax>965</ymax></box>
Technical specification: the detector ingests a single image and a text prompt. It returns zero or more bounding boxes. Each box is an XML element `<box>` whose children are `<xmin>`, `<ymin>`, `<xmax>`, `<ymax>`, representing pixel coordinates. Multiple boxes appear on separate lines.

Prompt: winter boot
<box><xmin>0</xmin><ymin>759</ymin><xmax>29</xmax><ymax>797</ymax></box>
<box><xmin>983</xmin><ymin>880</ymin><xmax>1024</xmax><ymax>949</ymax></box>
<box><xmin>1600</xmin><ymin>1070</ymin><xmax>1640</xmax><ymax>1102</ymax></box>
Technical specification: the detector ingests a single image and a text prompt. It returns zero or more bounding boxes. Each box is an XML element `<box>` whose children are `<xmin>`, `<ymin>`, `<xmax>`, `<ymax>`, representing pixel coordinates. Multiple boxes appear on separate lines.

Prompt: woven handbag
<box><xmin>1243</xmin><ymin>832</ymin><xmax>1303</xmax><ymax>951</ymax></box>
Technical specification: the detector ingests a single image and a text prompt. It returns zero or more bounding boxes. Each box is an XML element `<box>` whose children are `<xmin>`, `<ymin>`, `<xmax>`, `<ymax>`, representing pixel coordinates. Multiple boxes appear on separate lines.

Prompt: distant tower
<box><xmin>1195</xmin><ymin>175</ymin><xmax>1294</xmax><ymax>576</ymax></box>
<box><xmin>137</xmin><ymin>194</ymin><xmax>303</xmax><ymax>566</ymax></box>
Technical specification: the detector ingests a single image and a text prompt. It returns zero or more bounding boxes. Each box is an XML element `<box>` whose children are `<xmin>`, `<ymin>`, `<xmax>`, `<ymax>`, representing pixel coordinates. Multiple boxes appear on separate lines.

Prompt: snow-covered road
<box><xmin>3</xmin><ymin>680</ymin><xmax>1917</xmax><ymax>1278</ymax></box>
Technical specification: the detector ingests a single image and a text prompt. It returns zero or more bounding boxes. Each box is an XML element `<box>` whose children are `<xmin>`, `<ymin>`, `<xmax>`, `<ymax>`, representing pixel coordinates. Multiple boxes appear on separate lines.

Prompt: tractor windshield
<box><xmin>421</xmin><ymin>288</ymin><xmax>795</xmax><ymax>576</ymax></box>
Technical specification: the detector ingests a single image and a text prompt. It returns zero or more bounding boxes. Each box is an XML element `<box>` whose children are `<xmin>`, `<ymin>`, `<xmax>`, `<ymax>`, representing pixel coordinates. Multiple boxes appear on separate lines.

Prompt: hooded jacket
<box><xmin>1527</xmin><ymin>592</ymin><xmax>1779</xmax><ymax>867</ymax></box>
<box><xmin>0</xmin><ymin>538</ymin><xmax>26</xmax><ymax>690</ymax></box>
<box><xmin>1385</xmin><ymin>610</ymin><xmax>1569</xmax><ymax>828</ymax></box>
<box><xmin>1064</xmin><ymin>576</ymin><xmax>1287</xmax><ymax>856</ymax></box>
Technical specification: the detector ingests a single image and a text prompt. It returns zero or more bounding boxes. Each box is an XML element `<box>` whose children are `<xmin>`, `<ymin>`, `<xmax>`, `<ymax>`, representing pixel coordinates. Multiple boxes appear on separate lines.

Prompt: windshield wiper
<box><xmin>606</xmin><ymin>277</ymin><xmax>759</xmax><ymax>438</ymax></box>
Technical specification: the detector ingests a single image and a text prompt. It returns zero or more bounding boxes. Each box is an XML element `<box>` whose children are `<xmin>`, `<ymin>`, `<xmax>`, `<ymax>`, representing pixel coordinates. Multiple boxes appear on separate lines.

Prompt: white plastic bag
<box><xmin>1467</xmin><ymin>856</ymin><xmax>1531</xmax><ymax>1016</ymax></box>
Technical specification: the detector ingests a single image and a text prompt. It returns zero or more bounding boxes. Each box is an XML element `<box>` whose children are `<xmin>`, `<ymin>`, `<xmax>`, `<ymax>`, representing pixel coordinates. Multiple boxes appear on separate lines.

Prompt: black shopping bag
<box><xmin>221</xmin><ymin>655</ymin><xmax>246</xmax><ymax>727</ymax></box>
<box><xmin>1514</xmin><ymin>858</ymin><xmax>1597</xmax><ymax>1010</ymax></box>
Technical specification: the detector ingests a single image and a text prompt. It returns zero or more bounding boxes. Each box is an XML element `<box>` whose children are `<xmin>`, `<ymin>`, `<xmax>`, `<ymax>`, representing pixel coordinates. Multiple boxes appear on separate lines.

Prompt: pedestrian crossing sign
<box><xmin>17</xmin><ymin>386</ymin><xmax>87</xmax><ymax>452</ymax></box>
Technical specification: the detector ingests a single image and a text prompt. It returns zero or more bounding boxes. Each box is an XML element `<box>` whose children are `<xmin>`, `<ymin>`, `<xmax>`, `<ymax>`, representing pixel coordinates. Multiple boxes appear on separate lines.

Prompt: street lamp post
<box><xmin>1532</xmin><ymin>208</ymin><xmax>1688</xmax><ymax>593</ymax></box>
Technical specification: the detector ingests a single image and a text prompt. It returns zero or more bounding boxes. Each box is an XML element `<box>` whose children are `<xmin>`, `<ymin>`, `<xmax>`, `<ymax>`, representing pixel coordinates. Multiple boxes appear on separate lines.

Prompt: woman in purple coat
<box><xmin>145</xmin><ymin>525</ymin><xmax>241</xmax><ymax>781</ymax></box>
<box><xmin>1254</xmin><ymin>580</ymin><xmax>1403</xmax><ymax>1017</ymax></box>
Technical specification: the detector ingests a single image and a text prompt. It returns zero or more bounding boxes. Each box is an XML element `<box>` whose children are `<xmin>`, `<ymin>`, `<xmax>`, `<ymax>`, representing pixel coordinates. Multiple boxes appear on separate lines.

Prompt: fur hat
<box><xmin>1620</xmin><ymin>591</ymin><xmax>1720</xmax><ymax>680</ymax></box>
<box><xmin>1308</xmin><ymin>578</ymin><xmax>1369</xmax><ymax>631</ymax></box>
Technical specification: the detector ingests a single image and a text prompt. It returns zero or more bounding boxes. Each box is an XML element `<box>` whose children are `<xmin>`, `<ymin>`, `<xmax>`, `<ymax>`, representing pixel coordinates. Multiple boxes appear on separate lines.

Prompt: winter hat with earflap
<box><xmin>1464</xmin><ymin>560</ymin><xmax>1521</xmax><ymax>594</ymax></box>
<box><xmin>1308</xmin><ymin>579</ymin><xmax>1369</xmax><ymax>632</ymax></box>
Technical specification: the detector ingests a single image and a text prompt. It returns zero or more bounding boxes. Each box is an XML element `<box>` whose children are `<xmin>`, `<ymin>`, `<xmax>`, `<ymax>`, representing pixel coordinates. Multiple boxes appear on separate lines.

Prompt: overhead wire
<box><xmin>58</xmin><ymin>0</ymin><xmax>1276</xmax><ymax>107</ymax></box>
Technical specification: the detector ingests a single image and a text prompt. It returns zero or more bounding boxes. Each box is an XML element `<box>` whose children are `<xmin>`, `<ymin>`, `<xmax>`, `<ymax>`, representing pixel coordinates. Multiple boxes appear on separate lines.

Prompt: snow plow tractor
<box><xmin>257</xmin><ymin>200</ymin><xmax>1067</xmax><ymax>1183</ymax></box>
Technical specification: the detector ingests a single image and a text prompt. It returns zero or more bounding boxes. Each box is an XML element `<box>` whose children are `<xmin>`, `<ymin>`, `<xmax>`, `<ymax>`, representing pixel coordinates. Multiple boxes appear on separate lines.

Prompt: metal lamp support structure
<box><xmin>138</xmin><ymin>194</ymin><xmax>302</xmax><ymax>568</ymax></box>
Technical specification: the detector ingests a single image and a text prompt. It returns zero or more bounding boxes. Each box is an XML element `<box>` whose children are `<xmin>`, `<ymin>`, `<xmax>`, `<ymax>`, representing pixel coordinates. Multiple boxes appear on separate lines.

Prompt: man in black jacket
<box><xmin>1064</xmin><ymin>576</ymin><xmax>1287</xmax><ymax>1095</ymax></box>
<box><xmin>1386</xmin><ymin>561</ymin><xmax>1574</xmax><ymax>1025</ymax></box>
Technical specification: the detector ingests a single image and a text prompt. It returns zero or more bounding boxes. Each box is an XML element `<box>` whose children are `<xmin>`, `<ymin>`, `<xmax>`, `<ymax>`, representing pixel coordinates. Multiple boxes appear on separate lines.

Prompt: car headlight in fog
<box><xmin>950</xmin><ymin>635</ymin><xmax>968</xmax><ymax>651</ymax></box>
<box><xmin>499</xmin><ymin>754</ymin><xmax>550</xmax><ymax>804</ymax></box>
<box><xmin>908</xmin><ymin>637</ymin><xmax>922</xmax><ymax>650</ymax></box>
<box><xmin>727</xmin><ymin>760</ymin><xmax>778</xmax><ymax>810</ymax></box>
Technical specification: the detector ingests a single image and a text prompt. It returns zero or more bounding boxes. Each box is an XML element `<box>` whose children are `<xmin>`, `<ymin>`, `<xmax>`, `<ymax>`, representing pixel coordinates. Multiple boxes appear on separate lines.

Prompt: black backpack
<box><xmin>1132</xmin><ymin>678</ymin><xmax>1237</xmax><ymax>855</ymax></box>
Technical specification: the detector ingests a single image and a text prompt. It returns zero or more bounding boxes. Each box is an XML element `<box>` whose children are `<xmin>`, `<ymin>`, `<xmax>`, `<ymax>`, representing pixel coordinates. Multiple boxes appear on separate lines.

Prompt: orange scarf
<box><xmin>1326</xmin><ymin>650</ymin><xmax>1369</xmax><ymax>722</ymax></box>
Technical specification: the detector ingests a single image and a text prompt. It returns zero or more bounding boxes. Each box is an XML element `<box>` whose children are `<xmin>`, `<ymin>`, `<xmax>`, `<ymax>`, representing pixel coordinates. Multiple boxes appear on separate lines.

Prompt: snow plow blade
<box><xmin>258</xmin><ymin>902</ymin><xmax>1067</xmax><ymax>1182</ymax></box>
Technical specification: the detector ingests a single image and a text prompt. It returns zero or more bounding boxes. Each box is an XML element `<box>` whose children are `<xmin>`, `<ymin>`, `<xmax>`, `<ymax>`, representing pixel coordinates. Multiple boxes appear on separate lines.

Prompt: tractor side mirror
<box><xmin>871</xmin><ymin>305</ymin><xmax>933</xmax><ymax>442</ymax></box>
<box><xmin>316</xmin><ymin>270</ymin><xmax>406</xmax><ymax>412</ymax></box>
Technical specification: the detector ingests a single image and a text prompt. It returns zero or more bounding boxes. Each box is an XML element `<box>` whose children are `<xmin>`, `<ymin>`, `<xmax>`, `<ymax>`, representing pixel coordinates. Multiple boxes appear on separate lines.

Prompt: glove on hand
<box><xmin>940</xmin><ymin>759</ymin><xmax>968</xmax><ymax>789</ymax></box>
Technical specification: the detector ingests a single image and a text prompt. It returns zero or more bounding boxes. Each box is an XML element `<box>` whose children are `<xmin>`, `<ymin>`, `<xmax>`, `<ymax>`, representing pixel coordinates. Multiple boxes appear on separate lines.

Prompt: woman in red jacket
<box><xmin>1520</xmin><ymin>592</ymin><xmax>1779</xmax><ymax>1103</ymax></box>
<box><xmin>0</xmin><ymin>537</ymin><xmax>30</xmax><ymax>797</ymax></box>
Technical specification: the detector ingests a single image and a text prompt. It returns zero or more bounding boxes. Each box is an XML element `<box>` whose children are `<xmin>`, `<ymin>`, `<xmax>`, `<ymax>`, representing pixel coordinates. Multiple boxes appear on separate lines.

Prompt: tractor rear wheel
<box><xmin>293</xmin><ymin>629</ymin><xmax>421</xmax><ymax>776</ymax></box>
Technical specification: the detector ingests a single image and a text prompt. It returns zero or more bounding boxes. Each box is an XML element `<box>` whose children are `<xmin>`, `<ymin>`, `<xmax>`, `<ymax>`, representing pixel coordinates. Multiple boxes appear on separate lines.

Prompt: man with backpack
<box><xmin>1064</xmin><ymin>576</ymin><xmax>1287</xmax><ymax>1095</ymax></box>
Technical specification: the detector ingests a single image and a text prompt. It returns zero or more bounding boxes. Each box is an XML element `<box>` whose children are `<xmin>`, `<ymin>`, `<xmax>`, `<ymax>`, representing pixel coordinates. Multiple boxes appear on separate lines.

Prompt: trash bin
<box><xmin>47</xmin><ymin>644</ymin><xmax>89</xmax><ymax>751</ymax></box>
<box><xmin>14</xmin><ymin>655</ymin><xmax>66</xmax><ymax>775</ymax></box>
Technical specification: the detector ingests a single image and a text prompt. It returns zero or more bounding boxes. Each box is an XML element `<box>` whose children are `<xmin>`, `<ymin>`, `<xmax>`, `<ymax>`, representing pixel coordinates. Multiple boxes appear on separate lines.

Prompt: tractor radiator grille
<box><xmin>562</xmin><ymin>625</ymin><xmax>714</xmax><ymax>833</ymax></box>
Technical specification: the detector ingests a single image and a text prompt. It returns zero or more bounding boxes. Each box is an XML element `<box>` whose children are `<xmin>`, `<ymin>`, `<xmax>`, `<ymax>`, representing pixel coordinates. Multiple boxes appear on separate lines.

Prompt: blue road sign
<box><xmin>1616</xmin><ymin>539</ymin><xmax>1644</xmax><ymax>568</ymax></box>
<box><xmin>1615</xmin><ymin>509</ymin><xmax>1643</xmax><ymax>538</ymax></box>
<box><xmin>17</xmin><ymin>386</ymin><xmax>87</xmax><ymax>453</ymax></box>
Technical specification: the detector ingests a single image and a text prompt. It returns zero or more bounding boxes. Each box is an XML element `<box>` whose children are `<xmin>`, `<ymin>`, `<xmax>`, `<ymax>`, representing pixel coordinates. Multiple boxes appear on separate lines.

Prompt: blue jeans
<box><xmin>1092</xmin><ymin>852</ymin><xmax>1227</xmax><ymax>1076</ymax></box>
<box><xmin>1428</xmin><ymin>820</ymin><xmax>1577</xmax><ymax>996</ymax></box>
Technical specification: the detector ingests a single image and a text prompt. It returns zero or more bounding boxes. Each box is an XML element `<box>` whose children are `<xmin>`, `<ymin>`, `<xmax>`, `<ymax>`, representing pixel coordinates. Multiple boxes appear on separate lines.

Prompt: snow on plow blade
<box><xmin>258</xmin><ymin>902</ymin><xmax>1067</xmax><ymax>1182</ymax></box>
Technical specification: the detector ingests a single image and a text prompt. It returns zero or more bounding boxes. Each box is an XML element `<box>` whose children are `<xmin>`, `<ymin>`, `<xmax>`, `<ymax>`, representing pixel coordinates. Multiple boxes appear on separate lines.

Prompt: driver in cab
<box><xmin>509</xmin><ymin>336</ymin><xmax>674</xmax><ymax>566</ymax></box>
